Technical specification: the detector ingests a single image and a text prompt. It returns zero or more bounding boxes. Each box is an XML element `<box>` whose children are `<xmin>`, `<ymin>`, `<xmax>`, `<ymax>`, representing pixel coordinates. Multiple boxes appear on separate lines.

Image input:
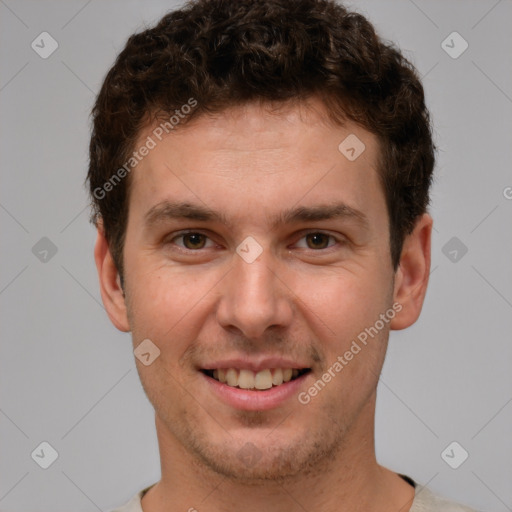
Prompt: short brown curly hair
<box><xmin>86</xmin><ymin>0</ymin><xmax>435</xmax><ymax>280</ymax></box>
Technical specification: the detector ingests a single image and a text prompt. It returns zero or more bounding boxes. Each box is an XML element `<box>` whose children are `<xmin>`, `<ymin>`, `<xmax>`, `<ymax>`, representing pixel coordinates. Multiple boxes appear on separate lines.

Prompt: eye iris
<box><xmin>306</xmin><ymin>233</ymin><xmax>329</xmax><ymax>249</ymax></box>
<box><xmin>184</xmin><ymin>233</ymin><xmax>206</xmax><ymax>249</ymax></box>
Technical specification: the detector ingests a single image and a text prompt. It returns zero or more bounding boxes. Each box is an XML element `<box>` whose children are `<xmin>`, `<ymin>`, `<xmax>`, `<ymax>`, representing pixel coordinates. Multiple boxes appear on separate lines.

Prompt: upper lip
<box><xmin>199</xmin><ymin>357</ymin><xmax>311</xmax><ymax>373</ymax></box>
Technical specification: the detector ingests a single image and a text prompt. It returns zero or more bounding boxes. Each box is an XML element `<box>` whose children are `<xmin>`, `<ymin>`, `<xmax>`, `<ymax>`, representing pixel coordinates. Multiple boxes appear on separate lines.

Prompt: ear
<box><xmin>94</xmin><ymin>219</ymin><xmax>131</xmax><ymax>332</ymax></box>
<box><xmin>390</xmin><ymin>213</ymin><xmax>432</xmax><ymax>330</ymax></box>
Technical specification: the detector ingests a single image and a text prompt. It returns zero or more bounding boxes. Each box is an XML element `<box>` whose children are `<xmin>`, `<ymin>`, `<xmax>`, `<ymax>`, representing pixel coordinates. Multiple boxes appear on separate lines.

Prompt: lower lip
<box><xmin>201</xmin><ymin>372</ymin><xmax>311</xmax><ymax>411</ymax></box>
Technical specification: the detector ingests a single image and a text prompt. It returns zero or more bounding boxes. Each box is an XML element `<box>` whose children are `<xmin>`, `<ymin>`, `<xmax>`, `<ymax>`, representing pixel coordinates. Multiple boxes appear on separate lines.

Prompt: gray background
<box><xmin>1</xmin><ymin>0</ymin><xmax>511</xmax><ymax>510</ymax></box>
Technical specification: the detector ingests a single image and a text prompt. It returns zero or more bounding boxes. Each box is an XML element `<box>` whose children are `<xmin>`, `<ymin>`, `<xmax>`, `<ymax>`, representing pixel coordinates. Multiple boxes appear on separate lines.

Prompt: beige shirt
<box><xmin>109</xmin><ymin>478</ymin><xmax>479</xmax><ymax>512</ymax></box>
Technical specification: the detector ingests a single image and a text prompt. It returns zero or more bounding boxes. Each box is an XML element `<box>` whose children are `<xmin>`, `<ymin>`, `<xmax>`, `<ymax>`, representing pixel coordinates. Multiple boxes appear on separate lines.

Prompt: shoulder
<box><xmin>108</xmin><ymin>484</ymin><xmax>155</xmax><ymax>512</ymax></box>
<box><xmin>108</xmin><ymin>480</ymin><xmax>481</xmax><ymax>512</ymax></box>
<box><xmin>411</xmin><ymin>485</ymin><xmax>481</xmax><ymax>512</ymax></box>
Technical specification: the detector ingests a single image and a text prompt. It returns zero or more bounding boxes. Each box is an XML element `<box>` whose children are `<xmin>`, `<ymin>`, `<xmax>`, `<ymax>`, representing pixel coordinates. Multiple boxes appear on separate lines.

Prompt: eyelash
<box><xmin>165</xmin><ymin>230</ymin><xmax>344</xmax><ymax>253</ymax></box>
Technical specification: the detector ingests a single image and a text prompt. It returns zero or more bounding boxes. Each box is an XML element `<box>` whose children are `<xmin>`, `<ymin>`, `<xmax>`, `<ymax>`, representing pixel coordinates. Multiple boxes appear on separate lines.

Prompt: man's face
<box><xmin>119</xmin><ymin>98</ymin><xmax>398</xmax><ymax>480</ymax></box>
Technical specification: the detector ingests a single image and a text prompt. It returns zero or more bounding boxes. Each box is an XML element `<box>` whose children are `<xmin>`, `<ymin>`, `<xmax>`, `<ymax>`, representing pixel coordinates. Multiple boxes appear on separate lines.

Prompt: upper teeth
<box><xmin>211</xmin><ymin>368</ymin><xmax>299</xmax><ymax>390</ymax></box>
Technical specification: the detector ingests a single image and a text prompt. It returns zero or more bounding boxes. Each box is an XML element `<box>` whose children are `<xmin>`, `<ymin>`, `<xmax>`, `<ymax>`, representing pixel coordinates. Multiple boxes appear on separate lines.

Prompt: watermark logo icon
<box><xmin>31</xmin><ymin>32</ymin><xmax>59</xmax><ymax>59</ymax></box>
<box><xmin>441</xmin><ymin>32</ymin><xmax>468</xmax><ymax>59</ymax></box>
<box><xmin>338</xmin><ymin>134</ymin><xmax>365</xmax><ymax>161</ymax></box>
<box><xmin>32</xmin><ymin>237</ymin><xmax>58</xmax><ymax>263</ymax></box>
<box><xmin>237</xmin><ymin>442</ymin><xmax>262</xmax><ymax>467</ymax></box>
<box><xmin>134</xmin><ymin>338</ymin><xmax>161</xmax><ymax>366</ymax></box>
<box><xmin>441</xmin><ymin>441</ymin><xmax>469</xmax><ymax>469</ymax></box>
<box><xmin>442</xmin><ymin>236</ymin><xmax>468</xmax><ymax>263</ymax></box>
<box><xmin>31</xmin><ymin>441</ymin><xmax>59</xmax><ymax>469</ymax></box>
<box><xmin>236</xmin><ymin>236</ymin><xmax>263</xmax><ymax>264</ymax></box>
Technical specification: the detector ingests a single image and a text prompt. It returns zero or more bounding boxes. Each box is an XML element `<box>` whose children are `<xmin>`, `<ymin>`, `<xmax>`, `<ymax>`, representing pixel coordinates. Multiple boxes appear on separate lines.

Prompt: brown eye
<box><xmin>182</xmin><ymin>233</ymin><xmax>207</xmax><ymax>249</ymax></box>
<box><xmin>305</xmin><ymin>233</ymin><xmax>331</xmax><ymax>249</ymax></box>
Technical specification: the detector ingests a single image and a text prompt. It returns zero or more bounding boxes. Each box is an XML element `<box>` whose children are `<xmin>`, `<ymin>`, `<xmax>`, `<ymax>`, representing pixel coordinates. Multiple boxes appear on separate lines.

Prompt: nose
<box><xmin>216</xmin><ymin>249</ymin><xmax>294</xmax><ymax>339</ymax></box>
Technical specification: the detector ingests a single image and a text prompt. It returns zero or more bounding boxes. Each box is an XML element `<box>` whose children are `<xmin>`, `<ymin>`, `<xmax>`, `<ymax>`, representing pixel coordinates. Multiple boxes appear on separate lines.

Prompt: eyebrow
<box><xmin>143</xmin><ymin>200</ymin><xmax>369</xmax><ymax>231</ymax></box>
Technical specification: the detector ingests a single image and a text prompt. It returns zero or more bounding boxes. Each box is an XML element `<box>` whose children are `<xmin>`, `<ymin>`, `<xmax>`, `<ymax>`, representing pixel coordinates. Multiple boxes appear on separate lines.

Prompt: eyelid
<box><xmin>166</xmin><ymin>230</ymin><xmax>217</xmax><ymax>250</ymax></box>
<box><xmin>165</xmin><ymin>229</ymin><xmax>346</xmax><ymax>252</ymax></box>
<box><xmin>291</xmin><ymin>230</ymin><xmax>343</xmax><ymax>250</ymax></box>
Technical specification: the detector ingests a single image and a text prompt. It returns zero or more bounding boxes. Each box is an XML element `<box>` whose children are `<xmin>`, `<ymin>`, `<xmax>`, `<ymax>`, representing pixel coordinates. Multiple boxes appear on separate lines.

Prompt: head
<box><xmin>89</xmin><ymin>0</ymin><xmax>434</xmax><ymax>482</ymax></box>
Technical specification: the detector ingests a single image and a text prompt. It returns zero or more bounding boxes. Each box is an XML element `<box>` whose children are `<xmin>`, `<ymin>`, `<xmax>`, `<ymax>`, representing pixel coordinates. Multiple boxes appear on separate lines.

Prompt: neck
<box><xmin>141</xmin><ymin>394</ymin><xmax>415</xmax><ymax>512</ymax></box>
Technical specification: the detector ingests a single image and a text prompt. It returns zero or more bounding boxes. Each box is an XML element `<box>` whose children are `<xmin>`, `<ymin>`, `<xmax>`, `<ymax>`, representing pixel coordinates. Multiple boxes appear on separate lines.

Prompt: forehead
<box><xmin>137</xmin><ymin>97</ymin><xmax>379</xmax><ymax>163</ymax></box>
<box><xmin>128</xmin><ymin>98</ymin><xmax>385</xmax><ymax>229</ymax></box>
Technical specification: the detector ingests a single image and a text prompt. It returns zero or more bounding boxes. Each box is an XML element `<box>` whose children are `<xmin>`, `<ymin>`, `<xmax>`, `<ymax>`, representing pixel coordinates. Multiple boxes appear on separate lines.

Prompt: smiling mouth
<box><xmin>201</xmin><ymin>368</ymin><xmax>311</xmax><ymax>390</ymax></box>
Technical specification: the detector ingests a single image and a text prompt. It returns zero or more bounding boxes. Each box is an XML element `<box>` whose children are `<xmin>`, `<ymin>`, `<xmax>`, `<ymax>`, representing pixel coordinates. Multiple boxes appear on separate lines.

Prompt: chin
<box><xmin>186</xmin><ymin>427</ymin><xmax>343</xmax><ymax>484</ymax></box>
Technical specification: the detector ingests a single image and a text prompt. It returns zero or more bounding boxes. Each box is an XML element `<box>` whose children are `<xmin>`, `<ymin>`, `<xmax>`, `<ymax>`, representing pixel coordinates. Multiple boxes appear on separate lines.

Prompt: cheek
<box><xmin>292</xmin><ymin>265</ymin><xmax>392</xmax><ymax>404</ymax></box>
<box><xmin>292</xmin><ymin>266</ymin><xmax>391</xmax><ymax>338</ymax></box>
<box><xmin>126</xmin><ymin>262</ymin><xmax>220</xmax><ymax>356</ymax></box>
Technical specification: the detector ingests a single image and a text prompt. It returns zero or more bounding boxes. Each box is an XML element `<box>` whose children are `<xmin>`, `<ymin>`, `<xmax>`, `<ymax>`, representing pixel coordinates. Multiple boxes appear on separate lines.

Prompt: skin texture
<box><xmin>95</xmin><ymin>97</ymin><xmax>432</xmax><ymax>512</ymax></box>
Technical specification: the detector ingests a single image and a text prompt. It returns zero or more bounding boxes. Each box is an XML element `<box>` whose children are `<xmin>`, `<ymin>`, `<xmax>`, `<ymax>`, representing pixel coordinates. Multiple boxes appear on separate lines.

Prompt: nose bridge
<box><xmin>216</xmin><ymin>246</ymin><xmax>292</xmax><ymax>338</ymax></box>
<box><xmin>237</xmin><ymin>252</ymin><xmax>277</xmax><ymax>301</ymax></box>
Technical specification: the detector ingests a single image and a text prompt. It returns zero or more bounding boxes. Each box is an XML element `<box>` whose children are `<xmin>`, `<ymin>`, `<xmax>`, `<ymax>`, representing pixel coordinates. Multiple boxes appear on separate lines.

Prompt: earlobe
<box><xmin>94</xmin><ymin>221</ymin><xmax>131</xmax><ymax>332</ymax></box>
<box><xmin>390</xmin><ymin>213</ymin><xmax>433</xmax><ymax>331</ymax></box>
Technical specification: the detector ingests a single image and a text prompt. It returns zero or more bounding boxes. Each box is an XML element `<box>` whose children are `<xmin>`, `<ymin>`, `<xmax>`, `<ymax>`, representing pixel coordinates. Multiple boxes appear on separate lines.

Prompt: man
<box><xmin>87</xmin><ymin>0</ymin><xmax>477</xmax><ymax>510</ymax></box>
